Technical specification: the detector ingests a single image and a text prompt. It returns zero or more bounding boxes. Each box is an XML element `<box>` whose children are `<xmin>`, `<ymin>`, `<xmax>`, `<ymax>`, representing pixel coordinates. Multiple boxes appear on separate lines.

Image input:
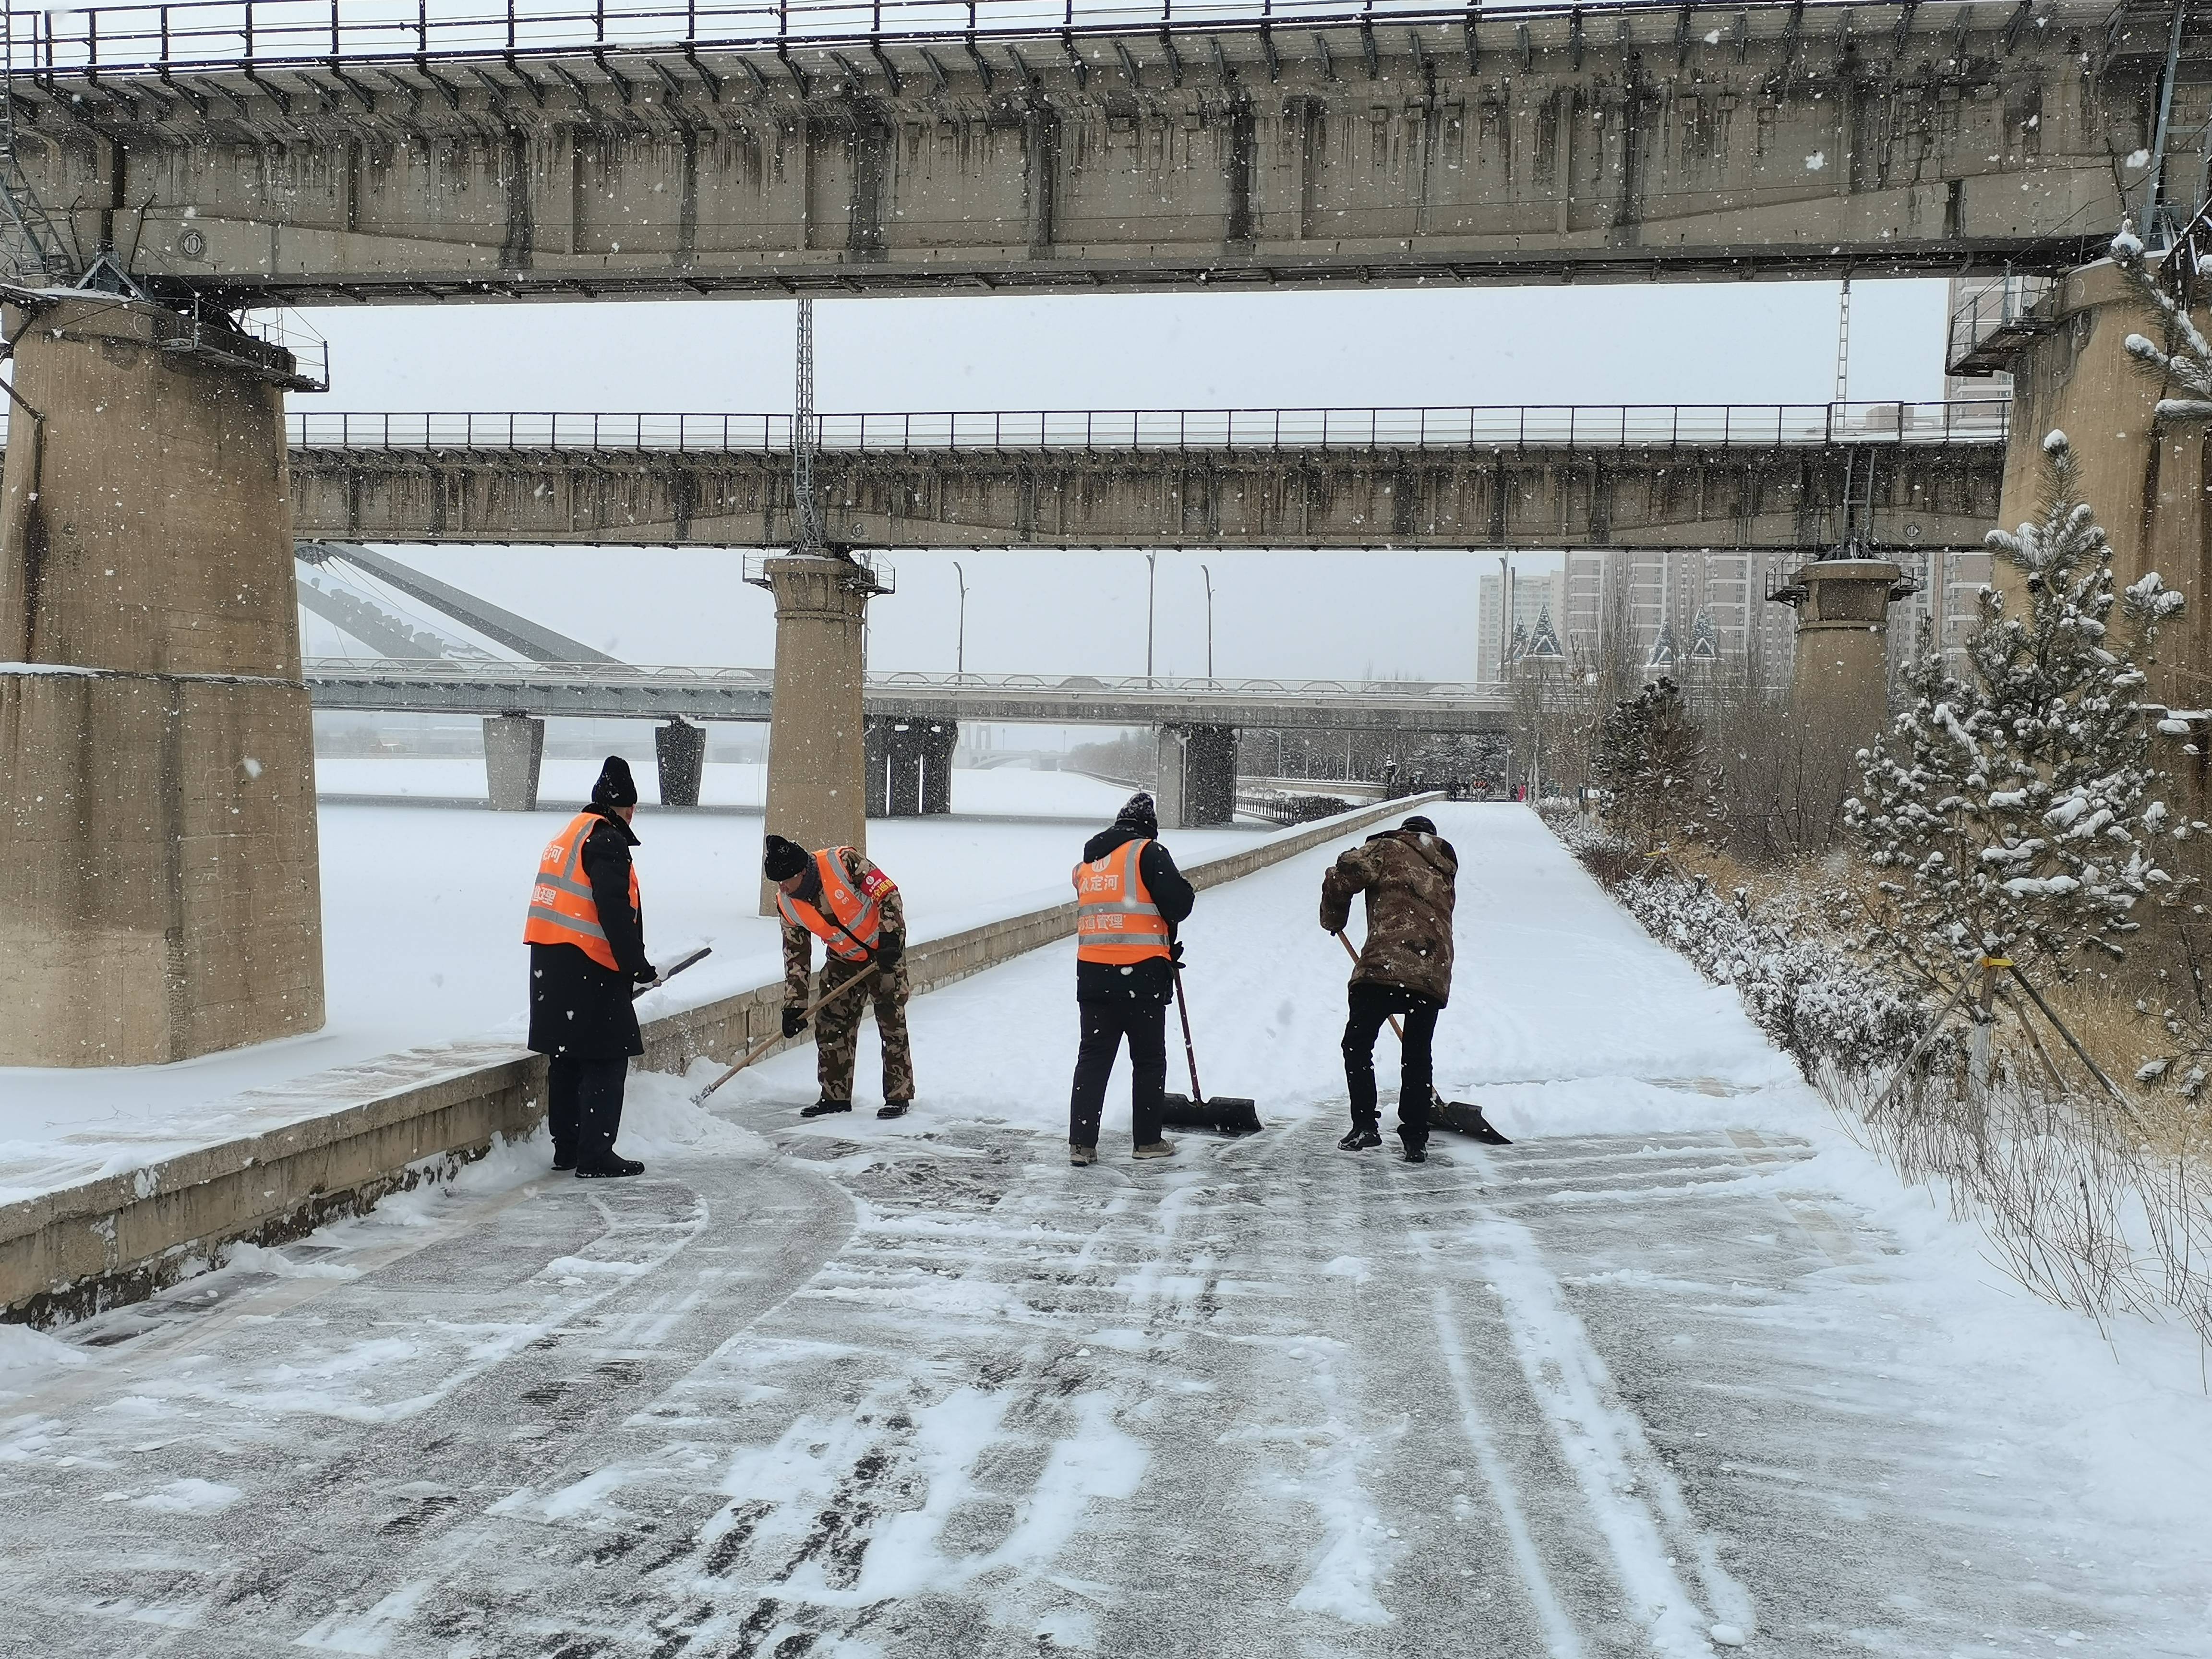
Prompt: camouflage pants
<box><xmin>813</xmin><ymin>952</ymin><xmax>914</xmax><ymax>1105</ymax></box>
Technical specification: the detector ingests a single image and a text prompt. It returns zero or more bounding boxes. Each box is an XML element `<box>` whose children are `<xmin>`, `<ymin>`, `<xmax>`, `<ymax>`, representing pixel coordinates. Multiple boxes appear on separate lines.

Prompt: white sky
<box><xmin>297</xmin><ymin>277</ymin><xmax>1956</xmax><ymax>683</ymax></box>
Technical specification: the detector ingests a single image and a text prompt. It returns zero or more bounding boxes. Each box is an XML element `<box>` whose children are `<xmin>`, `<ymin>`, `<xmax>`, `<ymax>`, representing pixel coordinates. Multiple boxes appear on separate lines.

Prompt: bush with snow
<box><xmin>2110</xmin><ymin>220</ymin><xmax>2212</xmax><ymax>428</ymax></box>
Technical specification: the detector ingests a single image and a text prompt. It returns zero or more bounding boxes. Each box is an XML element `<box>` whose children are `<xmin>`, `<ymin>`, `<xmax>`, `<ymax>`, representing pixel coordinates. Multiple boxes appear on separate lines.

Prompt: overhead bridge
<box><xmin>3</xmin><ymin>0</ymin><xmax>2186</xmax><ymax>302</ymax></box>
<box><xmin>287</xmin><ymin>399</ymin><xmax>2009</xmax><ymax>552</ymax></box>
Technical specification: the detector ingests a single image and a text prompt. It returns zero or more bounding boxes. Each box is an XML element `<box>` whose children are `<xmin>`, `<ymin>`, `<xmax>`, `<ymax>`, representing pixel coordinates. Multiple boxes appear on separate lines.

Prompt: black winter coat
<box><xmin>1075</xmin><ymin>825</ymin><xmax>1195</xmax><ymax>1004</ymax></box>
<box><xmin>527</xmin><ymin>805</ymin><xmax>649</xmax><ymax>1059</ymax></box>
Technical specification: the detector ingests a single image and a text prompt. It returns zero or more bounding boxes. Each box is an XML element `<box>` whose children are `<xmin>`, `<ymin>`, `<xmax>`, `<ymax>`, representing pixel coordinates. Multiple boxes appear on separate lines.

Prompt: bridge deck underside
<box><xmin>290</xmin><ymin>440</ymin><xmax>2003</xmax><ymax>551</ymax></box>
<box><xmin>3</xmin><ymin>1</ymin><xmax>2186</xmax><ymax>302</ymax></box>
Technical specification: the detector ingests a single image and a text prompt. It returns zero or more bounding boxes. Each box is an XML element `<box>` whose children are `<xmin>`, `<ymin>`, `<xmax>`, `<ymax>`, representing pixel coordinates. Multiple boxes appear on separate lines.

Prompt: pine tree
<box><xmin>1849</xmin><ymin>432</ymin><xmax>2188</xmax><ymax>980</ymax></box>
<box><xmin>2109</xmin><ymin>221</ymin><xmax>2212</xmax><ymax>427</ymax></box>
<box><xmin>1595</xmin><ymin>676</ymin><xmax>1717</xmax><ymax>853</ymax></box>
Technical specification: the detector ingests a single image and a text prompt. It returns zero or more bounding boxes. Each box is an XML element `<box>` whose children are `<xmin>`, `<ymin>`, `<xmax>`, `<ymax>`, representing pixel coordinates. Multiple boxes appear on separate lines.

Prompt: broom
<box><xmin>1334</xmin><ymin>932</ymin><xmax>1511</xmax><ymax>1144</ymax></box>
<box><xmin>1160</xmin><ymin>959</ymin><xmax>1263</xmax><ymax>1135</ymax></box>
<box><xmin>690</xmin><ymin>964</ymin><xmax>877</xmax><ymax>1105</ymax></box>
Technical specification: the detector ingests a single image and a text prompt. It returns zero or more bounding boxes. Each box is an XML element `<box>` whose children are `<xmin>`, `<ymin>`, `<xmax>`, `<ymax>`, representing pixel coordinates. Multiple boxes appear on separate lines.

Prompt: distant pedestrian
<box><xmin>1067</xmin><ymin>791</ymin><xmax>1195</xmax><ymax>1166</ymax></box>
<box><xmin>525</xmin><ymin>756</ymin><xmax>656</xmax><ymax>1178</ymax></box>
<box><xmin>765</xmin><ymin>835</ymin><xmax>914</xmax><ymax>1119</ymax></box>
<box><xmin>1320</xmin><ymin>813</ymin><xmax>1458</xmax><ymax>1163</ymax></box>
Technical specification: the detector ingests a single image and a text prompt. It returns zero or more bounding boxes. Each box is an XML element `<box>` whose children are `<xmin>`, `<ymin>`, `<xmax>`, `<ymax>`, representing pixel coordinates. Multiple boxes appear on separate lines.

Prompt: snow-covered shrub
<box><xmin>1849</xmin><ymin>431</ymin><xmax>2189</xmax><ymax>981</ymax></box>
<box><xmin>1592</xmin><ymin>676</ymin><xmax>1719</xmax><ymax>853</ymax></box>
<box><xmin>1546</xmin><ymin>808</ymin><xmax>1927</xmax><ymax>1075</ymax></box>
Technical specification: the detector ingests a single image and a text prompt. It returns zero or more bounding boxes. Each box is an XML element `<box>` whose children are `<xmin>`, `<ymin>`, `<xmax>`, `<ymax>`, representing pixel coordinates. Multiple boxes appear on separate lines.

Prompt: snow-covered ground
<box><xmin>5</xmin><ymin>804</ymin><xmax>2210</xmax><ymax>1657</ymax></box>
<box><xmin>0</xmin><ymin>764</ymin><xmax>1262</xmax><ymax>1185</ymax></box>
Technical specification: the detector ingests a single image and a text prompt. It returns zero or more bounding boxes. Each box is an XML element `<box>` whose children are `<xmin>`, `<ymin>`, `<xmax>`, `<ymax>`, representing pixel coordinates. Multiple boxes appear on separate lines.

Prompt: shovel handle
<box><xmin>1170</xmin><ymin>960</ymin><xmax>1204</xmax><ymax>1105</ymax></box>
<box><xmin>1334</xmin><ymin>930</ymin><xmax>1408</xmax><ymax>1042</ymax></box>
<box><xmin>633</xmin><ymin>944</ymin><xmax>713</xmax><ymax>1000</ymax></box>
<box><xmin>692</xmin><ymin>962</ymin><xmax>878</xmax><ymax>1103</ymax></box>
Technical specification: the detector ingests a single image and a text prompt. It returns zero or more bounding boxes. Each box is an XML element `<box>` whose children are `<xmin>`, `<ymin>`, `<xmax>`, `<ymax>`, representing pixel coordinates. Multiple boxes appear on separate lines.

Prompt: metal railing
<box><xmin>284</xmin><ymin>400</ymin><xmax>2011</xmax><ymax>455</ymax></box>
<box><xmin>3</xmin><ymin>0</ymin><xmax>1888</xmax><ymax>77</ymax></box>
<box><xmin>1945</xmin><ymin>275</ymin><xmax>2057</xmax><ymax>371</ymax></box>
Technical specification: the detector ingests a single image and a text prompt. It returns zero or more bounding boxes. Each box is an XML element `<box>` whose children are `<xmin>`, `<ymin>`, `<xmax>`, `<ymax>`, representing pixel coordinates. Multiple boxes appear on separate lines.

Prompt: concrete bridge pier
<box><xmin>865</xmin><ymin>717</ymin><xmax>958</xmax><ymax>818</ymax></box>
<box><xmin>758</xmin><ymin>555</ymin><xmax>885</xmax><ymax>913</ymax></box>
<box><xmin>482</xmin><ymin>714</ymin><xmax>545</xmax><ymax>812</ymax></box>
<box><xmin>1782</xmin><ymin>559</ymin><xmax>1903</xmax><ymax>818</ymax></box>
<box><xmin>655</xmin><ymin>718</ymin><xmax>707</xmax><ymax>808</ymax></box>
<box><xmin>0</xmin><ymin>295</ymin><xmax>324</xmax><ymax>1066</ymax></box>
<box><xmin>1156</xmin><ymin>725</ymin><xmax>1239</xmax><ymax>829</ymax></box>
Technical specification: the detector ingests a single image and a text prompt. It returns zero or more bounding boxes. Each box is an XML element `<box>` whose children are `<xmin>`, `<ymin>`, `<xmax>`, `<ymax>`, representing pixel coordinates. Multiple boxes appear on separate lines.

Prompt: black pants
<box><xmin>1069</xmin><ymin>1000</ymin><xmax>1168</xmax><ymax>1150</ymax></box>
<box><xmin>548</xmin><ymin>1055</ymin><xmax>629</xmax><ymax>1167</ymax></box>
<box><xmin>1342</xmin><ymin>982</ymin><xmax>1439</xmax><ymax>1149</ymax></box>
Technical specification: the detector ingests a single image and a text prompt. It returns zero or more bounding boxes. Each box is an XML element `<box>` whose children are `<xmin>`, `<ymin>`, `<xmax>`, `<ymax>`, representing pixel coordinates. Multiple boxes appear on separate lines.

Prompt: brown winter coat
<box><xmin>1318</xmin><ymin>828</ymin><xmax>1459</xmax><ymax>1005</ymax></box>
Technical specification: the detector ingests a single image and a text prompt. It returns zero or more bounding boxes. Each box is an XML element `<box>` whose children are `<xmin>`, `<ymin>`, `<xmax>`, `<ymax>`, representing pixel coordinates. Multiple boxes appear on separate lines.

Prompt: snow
<box><xmin>0</xmin><ymin>763</ymin><xmax>1265</xmax><ymax>1181</ymax></box>
<box><xmin>7</xmin><ymin>804</ymin><xmax>2212</xmax><ymax>1654</ymax></box>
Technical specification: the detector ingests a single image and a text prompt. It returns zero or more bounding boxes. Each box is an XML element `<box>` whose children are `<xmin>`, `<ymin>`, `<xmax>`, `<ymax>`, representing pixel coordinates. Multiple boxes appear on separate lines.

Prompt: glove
<box><xmin>873</xmin><ymin>937</ymin><xmax>904</xmax><ymax>973</ymax></box>
<box><xmin>633</xmin><ymin>962</ymin><xmax>660</xmax><ymax>986</ymax></box>
<box><xmin>1170</xmin><ymin>939</ymin><xmax>1186</xmax><ymax>966</ymax></box>
<box><xmin>781</xmin><ymin>1005</ymin><xmax>808</xmax><ymax>1039</ymax></box>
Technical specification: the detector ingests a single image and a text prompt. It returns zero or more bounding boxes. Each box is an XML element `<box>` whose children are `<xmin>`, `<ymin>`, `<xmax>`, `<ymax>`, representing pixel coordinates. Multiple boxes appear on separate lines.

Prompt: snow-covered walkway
<box><xmin>4</xmin><ymin>805</ymin><xmax>2211</xmax><ymax>1658</ymax></box>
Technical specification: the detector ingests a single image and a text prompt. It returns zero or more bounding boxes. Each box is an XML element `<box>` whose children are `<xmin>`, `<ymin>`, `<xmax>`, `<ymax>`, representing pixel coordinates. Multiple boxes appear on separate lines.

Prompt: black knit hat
<box><xmin>1401</xmin><ymin>814</ymin><xmax>1438</xmax><ymax>835</ymax></box>
<box><xmin>591</xmin><ymin>755</ymin><xmax>638</xmax><ymax>809</ymax></box>
<box><xmin>762</xmin><ymin>833</ymin><xmax>809</xmax><ymax>881</ymax></box>
<box><xmin>1116</xmin><ymin>791</ymin><xmax>1159</xmax><ymax>835</ymax></box>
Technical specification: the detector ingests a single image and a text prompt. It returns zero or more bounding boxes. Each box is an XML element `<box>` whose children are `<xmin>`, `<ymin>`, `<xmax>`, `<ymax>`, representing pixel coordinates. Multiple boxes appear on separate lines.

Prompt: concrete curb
<box><xmin>2</xmin><ymin>792</ymin><xmax>1441</xmax><ymax>1327</ymax></box>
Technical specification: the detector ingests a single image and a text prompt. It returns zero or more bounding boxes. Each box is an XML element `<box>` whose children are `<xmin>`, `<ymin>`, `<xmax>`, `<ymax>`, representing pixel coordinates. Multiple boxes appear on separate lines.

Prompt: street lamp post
<box><xmin>1145</xmin><ymin>551</ymin><xmax>1157</xmax><ymax>685</ymax></box>
<box><xmin>953</xmin><ymin>559</ymin><xmax>967</xmax><ymax>680</ymax></box>
<box><xmin>1201</xmin><ymin>562</ymin><xmax>1214</xmax><ymax>681</ymax></box>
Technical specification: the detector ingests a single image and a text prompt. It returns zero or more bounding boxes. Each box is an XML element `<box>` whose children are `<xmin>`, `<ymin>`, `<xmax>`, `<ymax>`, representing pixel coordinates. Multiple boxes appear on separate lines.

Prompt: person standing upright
<box><xmin>1319</xmin><ymin>813</ymin><xmax>1458</xmax><ymax>1163</ymax></box>
<box><xmin>525</xmin><ymin>756</ymin><xmax>657</xmax><ymax>1178</ymax></box>
<box><xmin>764</xmin><ymin>834</ymin><xmax>915</xmax><ymax>1120</ymax></box>
<box><xmin>1067</xmin><ymin>791</ymin><xmax>1196</xmax><ymax>1166</ymax></box>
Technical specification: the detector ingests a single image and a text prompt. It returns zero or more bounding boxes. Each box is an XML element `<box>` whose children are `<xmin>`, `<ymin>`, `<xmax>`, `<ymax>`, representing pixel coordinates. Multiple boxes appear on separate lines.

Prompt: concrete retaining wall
<box><xmin>2</xmin><ymin>793</ymin><xmax>1441</xmax><ymax>1327</ymax></box>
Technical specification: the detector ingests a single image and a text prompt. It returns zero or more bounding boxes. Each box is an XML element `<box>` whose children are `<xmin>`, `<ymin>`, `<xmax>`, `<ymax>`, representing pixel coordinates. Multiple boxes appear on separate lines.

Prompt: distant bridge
<box><xmin>2</xmin><ymin>0</ymin><xmax>2180</xmax><ymax>303</ymax></box>
<box><xmin>285</xmin><ymin>400</ymin><xmax>2008</xmax><ymax>552</ymax></box>
<box><xmin>304</xmin><ymin>658</ymin><xmax>1515</xmax><ymax>733</ymax></box>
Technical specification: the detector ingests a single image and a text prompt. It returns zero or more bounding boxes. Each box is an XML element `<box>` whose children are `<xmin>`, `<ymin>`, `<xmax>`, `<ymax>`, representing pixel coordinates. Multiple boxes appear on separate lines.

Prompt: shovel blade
<box><xmin>1161</xmin><ymin>1094</ymin><xmax>1263</xmax><ymax>1135</ymax></box>
<box><xmin>1432</xmin><ymin>1097</ymin><xmax>1513</xmax><ymax>1144</ymax></box>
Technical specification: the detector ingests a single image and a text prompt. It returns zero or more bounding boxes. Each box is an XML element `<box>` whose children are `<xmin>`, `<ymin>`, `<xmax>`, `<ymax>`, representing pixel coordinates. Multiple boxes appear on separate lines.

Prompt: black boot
<box><xmin>1400</xmin><ymin>1140</ymin><xmax>1428</xmax><ymax>1165</ymax></box>
<box><xmin>577</xmin><ymin>1154</ymin><xmax>645</xmax><ymax>1179</ymax></box>
<box><xmin>877</xmin><ymin>1100</ymin><xmax>911</xmax><ymax>1120</ymax></box>
<box><xmin>1338</xmin><ymin>1124</ymin><xmax>1383</xmax><ymax>1152</ymax></box>
<box><xmin>551</xmin><ymin>1146</ymin><xmax>577</xmax><ymax>1173</ymax></box>
<box><xmin>801</xmin><ymin>1098</ymin><xmax>853</xmax><ymax>1118</ymax></box>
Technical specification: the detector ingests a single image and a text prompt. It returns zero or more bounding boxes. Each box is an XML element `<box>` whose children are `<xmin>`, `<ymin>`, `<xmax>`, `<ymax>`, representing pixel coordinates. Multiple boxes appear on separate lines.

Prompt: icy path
<box><xmin>4</xmin><ymin>805</ymin><xmax>2212</xmax><ymax>1658</ymax></box>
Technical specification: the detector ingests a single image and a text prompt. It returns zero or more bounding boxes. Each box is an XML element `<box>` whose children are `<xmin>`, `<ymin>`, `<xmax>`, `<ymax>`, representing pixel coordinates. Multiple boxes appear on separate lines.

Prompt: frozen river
<box><xmin>4</xmin><ymin>805</ymin><xmax>2210</xmax><ymax>1657</ymax></box>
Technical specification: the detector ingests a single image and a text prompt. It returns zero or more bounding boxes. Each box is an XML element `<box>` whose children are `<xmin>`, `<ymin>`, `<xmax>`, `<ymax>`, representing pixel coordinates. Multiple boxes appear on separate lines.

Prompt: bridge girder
<box><xmin>4</xmin><ymin>1</ymin><xmax>2189</xmax><ymax>303</ymax></box>
<box><xmin>290</xmin><ymin>436</ymin><xmax>2004</xmax><ymax>552</ymax></box>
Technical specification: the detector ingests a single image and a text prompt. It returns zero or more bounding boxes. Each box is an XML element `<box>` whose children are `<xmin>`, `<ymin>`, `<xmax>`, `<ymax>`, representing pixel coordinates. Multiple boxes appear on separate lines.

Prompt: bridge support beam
<box><xmin>482</xmin><ymin>714</ymin><xmax>545</xmax><ymax>813</ymax></box>
<box><xmin>655</xmin><ymin>717</ymin><xmax>707</xmax><ymax>809</ymax></box>
<box><xmin>1156</xmin><ymin>725</ymin><xmax>1239</xmax><ymax>830</ymax></box>
<box><xmin>866</xmin><ymin>716</ymin><xmax>958</xmax><ymax>818</ymax></box>
<box><xmin>0</xmin><ymin>295</ymin><xmax>323</xmax><ymax>1066</ymax></box>
<box><xmin>759</xmin><ymin>556</ymin><xmax>882</xmax><ymax>912</ymax></box>
<box><xmin>1784</xmin><ymin>559</ymin><xmax>1903</xmax><ymax>824</ymax></box>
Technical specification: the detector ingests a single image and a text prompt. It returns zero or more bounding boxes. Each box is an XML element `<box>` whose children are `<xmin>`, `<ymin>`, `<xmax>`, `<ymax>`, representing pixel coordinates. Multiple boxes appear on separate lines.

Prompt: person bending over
<box><xmin>765</xmin><ymin>834</ymin><xmax>914</xmax><ymax>1120</ymax></box>
<box><xmin>1319</xmin><ymin>813</ymin><xmax>1458</xmax><ymax>1164</ymax></box>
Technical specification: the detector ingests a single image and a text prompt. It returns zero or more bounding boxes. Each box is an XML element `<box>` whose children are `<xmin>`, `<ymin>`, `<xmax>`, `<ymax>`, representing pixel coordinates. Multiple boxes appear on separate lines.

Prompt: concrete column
<box><xmin>887</xmin><ymin>726</ymin><xmax>925</xmax><ymax>817</ymax></box>
<box><xmin>0</xmin><ymin>295</ymin><xmax>324</xmax><ymax>1066</ymax></box>
<box><xmin>655</xmin><ymin>717</ymin><xmax>707</xmax><ymax>808</ymax></box>
<box><xmin>1784</xmin><ymin>558</ymin><xmax>1903</xmax><ymax>815</ymax></box>
<box><xmin>1156</xmin><ymin>724</ymin><xmax>1239</xmax><ymax>829</ymax></box>
<box><xmin>758</xmin><ymin>554</ymin><xmax>882</xmax><ymax>913</ymax></box>
<box><xmin>863</xmin><ymin>715</ymin><xmax>897</xmax><ymax>818</ymax></box>
<box><xmin>920</xmin><ymin>721</ymin><xmax>959</xmax><ymax>815</ymax></box>
<box><xmin>482</xmin><ymin>714</ymin><xmax>546</xmax><ymax>812</ymax></box>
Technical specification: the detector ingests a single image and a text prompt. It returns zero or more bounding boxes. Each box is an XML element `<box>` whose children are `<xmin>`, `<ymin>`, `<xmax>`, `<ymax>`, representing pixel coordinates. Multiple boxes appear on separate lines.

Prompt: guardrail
<box><xmin>4</xmin><ymin>0</ymin><xmax>1890</xmax><ymax>77</ymax></box>
<box><xmin>285</xmin><ymin>400</ymin><xmax>2011</xmax><ymax>455</ymax></box>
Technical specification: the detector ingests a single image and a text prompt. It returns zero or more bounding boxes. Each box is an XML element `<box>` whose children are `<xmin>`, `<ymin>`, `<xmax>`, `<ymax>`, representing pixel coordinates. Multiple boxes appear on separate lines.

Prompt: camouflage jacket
<box><xmin>1318</xmin><ymin>827</ymin><xmax>1459</xmax><ymax>1005</ymax></box>
<box><xmin>781</xmin><ymin>846</ymin><xmax>907</xmax><ymax>1006</ymax></box>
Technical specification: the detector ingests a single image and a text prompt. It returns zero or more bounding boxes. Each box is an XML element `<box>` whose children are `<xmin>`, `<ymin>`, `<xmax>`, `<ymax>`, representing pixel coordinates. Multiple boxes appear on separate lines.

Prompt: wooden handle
<box><xmin>692</xmin><ymin>963</ymin><xmax>878</xmax><ymax>1102</ymax></box>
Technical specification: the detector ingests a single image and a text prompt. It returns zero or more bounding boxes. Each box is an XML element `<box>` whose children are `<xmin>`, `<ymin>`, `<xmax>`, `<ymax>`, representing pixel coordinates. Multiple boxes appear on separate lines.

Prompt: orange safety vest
<box><xmin>523</xmin><ymin>811</ymin><xmax>640</xmax><ymax>973</ymax></box>
<box><xmin>777</xmin><ymin>847</ymin><xmax>884</xmax><ymax>962</ymax></box>
<box><xmin>1073</xmin><ymin>839</ymin><xmax>1171</xmax><ymax>965</ymax></box>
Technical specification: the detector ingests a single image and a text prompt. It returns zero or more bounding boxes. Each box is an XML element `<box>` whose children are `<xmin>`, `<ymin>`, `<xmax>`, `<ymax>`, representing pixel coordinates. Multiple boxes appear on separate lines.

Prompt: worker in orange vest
<box><xmin>1067</xmin><ymin>791</ymin><xmax>1195</xmax><ymax>1166</ymax></box>
<box><xmin>525</xmin><ymin>757</ymin><xmax>657</xmax><ymax>1178</ymax></box>
<box><xmin>764</xmin><ymin>833</ymin><xmax>914</xmax><ymax>1120</ymax></box>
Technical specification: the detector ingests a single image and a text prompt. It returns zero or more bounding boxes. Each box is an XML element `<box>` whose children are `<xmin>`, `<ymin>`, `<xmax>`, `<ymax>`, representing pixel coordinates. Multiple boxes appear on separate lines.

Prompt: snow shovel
<box><xmin>1161</xmin><ymin>961</ymin><xmax>1263</xmax><ymax>1135</ymax></box>
<box><xmin>689</xmin><ymin>964</ymin><xmax>877</xmax><ymax>1105</ymax></box>
<box><xmin>633</xmin><ymin>945</ymin><xmax>712</xmax><ymax>999</ymax></box>
<box><xmin>1333</xmin><ymin>932</ymin><xmax>1512</xmax><ymax>1145</ymax></box>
